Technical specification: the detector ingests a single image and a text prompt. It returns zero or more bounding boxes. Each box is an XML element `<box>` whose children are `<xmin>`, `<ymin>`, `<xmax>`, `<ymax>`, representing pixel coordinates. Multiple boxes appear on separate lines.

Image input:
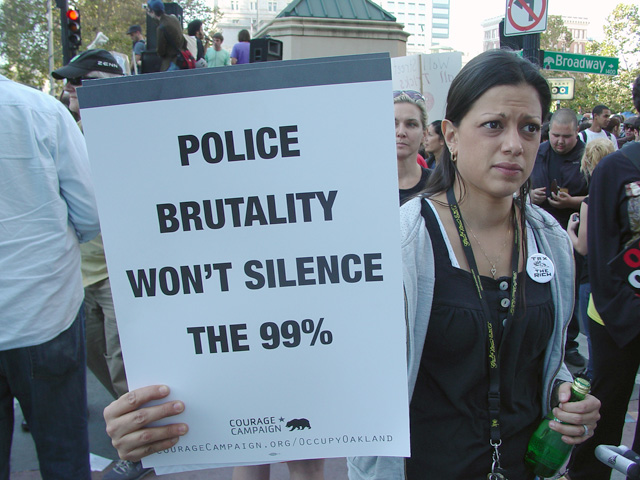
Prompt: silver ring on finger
<box><xmin>582</xmin><ymin>424</ymin><xmax>589</xmax><ymax>437</ymax></box>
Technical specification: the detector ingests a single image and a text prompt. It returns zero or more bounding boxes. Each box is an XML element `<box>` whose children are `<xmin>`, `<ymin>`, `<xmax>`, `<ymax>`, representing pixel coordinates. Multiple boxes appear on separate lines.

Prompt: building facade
<box><xmin>210</xmin><ymin>0</ymin><xmax>449</xmax><ymax>56</ymax></box>
<box><xmin>210</xmin><ymin>0</ymin><xmax>287</xmax><ymax>50</ymax></box>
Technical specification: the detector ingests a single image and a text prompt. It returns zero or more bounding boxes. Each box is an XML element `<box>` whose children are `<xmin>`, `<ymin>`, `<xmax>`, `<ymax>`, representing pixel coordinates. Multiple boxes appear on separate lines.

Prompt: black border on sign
<box><xmin>77</xmin><ymin>53</ymin><xmax>391</xmax><ymax>109</ymax></box>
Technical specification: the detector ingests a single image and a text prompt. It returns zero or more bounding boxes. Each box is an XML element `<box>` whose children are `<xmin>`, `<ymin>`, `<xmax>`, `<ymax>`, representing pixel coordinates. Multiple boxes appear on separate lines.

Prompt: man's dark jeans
<box><xmin>0</xmin><ymin>307</ymin><xmax>90</xmax><ymax>480</ymax></box>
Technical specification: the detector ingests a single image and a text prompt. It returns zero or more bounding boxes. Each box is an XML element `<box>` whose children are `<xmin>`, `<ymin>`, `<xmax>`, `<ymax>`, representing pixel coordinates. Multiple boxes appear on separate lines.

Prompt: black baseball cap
<box><xmin>52</xmin><ymin>49</ymin><xmax>123</xmax><ymax>80</ymax></box>
<box><xmin>127</xmin><ymin>25</ymin><xmax>142</xmax><ymax>34</ymax></box>
<box><xmin>624</xmin><ymin>115</ymin><xmax>638</xmax><ymax>127</ymax></box>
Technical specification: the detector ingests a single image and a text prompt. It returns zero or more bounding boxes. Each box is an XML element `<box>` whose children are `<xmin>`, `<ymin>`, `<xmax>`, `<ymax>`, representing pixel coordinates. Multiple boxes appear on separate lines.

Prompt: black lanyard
<box><xmin>445</xmin><ymin>187</ymin><xmax>520</xmax><ymax>478</ymax></box>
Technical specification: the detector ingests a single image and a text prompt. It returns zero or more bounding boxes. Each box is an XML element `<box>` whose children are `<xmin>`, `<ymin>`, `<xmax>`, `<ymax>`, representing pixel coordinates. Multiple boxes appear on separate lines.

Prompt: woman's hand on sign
<box><xmin>548</xmin><ymin>382</ymin><xmax>601</xmax><ymax>445</ymax></box>
<box><xmin>104</xmin><ymin>385</ymin><xmax>188</xmax><ymax>462</ymax></box>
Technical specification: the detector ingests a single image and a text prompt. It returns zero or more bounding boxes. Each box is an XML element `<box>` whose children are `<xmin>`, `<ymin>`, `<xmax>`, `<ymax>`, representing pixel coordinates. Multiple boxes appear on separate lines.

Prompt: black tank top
<box><xmin>406</xmin><ymin>199</ymin><xmax>554</xmax><ymax>480</ymax></box>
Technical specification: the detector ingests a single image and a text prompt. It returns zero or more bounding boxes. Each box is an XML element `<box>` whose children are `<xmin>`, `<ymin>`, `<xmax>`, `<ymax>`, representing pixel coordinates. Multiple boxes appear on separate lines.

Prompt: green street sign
<box><xmin>543</xmin><ymin>51</ymin><xmax>618</xmax><ymax>76</ymax></box>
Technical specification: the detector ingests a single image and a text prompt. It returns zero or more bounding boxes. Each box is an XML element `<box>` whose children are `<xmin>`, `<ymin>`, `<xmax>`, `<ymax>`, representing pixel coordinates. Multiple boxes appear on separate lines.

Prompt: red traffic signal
<box><xmin>66</xmin><ymin>8</ymin><xmax>81</xmax><ymax>48</ymax></box>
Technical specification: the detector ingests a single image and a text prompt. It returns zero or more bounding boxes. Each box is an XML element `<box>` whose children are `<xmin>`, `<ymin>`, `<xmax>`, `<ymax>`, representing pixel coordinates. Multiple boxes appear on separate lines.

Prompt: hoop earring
<box><xmin>451</xmin><ymin>151</ymin><xmax>457</xmax><ymax>162</ymax></box>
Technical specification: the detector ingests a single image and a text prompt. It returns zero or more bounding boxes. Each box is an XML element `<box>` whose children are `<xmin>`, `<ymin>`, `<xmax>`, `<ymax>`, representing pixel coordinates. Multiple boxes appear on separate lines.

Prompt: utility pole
<box><xmin>48</xmin><ymin>0</ymin><xmax>55</xmax><ymax>95</ymax></box>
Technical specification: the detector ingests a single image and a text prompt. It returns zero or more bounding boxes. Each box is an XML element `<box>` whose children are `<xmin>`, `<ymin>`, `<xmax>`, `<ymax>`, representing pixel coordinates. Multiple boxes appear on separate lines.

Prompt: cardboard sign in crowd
<box><xmin>78</xmin><ymin>54</ymin><xmax>410</xmax><ymax>470</ymax></box>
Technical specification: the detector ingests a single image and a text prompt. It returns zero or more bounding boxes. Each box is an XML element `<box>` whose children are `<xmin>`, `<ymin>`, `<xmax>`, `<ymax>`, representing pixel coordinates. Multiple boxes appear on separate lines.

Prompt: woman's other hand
<box><xmin>548</xmin><ymin>381</ymin><xmax>601</xmax><ymax>445</ymax></box>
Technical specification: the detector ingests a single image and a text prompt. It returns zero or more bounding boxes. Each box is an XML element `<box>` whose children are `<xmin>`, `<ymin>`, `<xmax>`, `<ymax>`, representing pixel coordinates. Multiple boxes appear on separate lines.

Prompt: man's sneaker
<box><xmin>104</xmin><ymin>460</ymin><xmax>152</xmax><ymax>480</ymax></box>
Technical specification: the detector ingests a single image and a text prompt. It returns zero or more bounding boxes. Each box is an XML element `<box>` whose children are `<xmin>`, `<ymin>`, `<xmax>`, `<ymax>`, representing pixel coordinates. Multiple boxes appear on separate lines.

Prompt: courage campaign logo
<box><xmin>229</xmin><ymin>415</ymin><xmax>312</xmax><ymax>436</ymax></box>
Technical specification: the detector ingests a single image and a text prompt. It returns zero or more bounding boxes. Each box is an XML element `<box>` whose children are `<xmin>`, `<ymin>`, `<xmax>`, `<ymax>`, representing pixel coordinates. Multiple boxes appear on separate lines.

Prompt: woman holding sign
<box><xmin>102</xmin><ymin>50</ymin><xmax>601</xmax><ymax>479</ymax></box>
<box><xmin>350</xmin><ymin>49</ymin><xmax>600</xmax><ymax>479</ymax></box>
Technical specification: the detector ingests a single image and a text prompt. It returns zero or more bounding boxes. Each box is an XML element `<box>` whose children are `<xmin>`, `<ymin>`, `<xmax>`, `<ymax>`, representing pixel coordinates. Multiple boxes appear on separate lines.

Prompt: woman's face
<box><xmin>424</xmin><ymin>125</ymin><xmax>444</xmax><ymax>155</ymax></box>
<box><xmin>395</xmin><ymin>102</ymin><xmax>426</xmax><ymax>162</ymax></box>
<box><xmin>444</xmin><ymin>83</ymin><xmax>542</xmax><ymax>200</ymax></box>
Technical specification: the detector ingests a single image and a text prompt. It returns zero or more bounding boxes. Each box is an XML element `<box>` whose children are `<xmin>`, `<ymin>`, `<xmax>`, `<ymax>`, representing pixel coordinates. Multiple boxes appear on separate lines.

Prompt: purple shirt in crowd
<box><xmin>231</xmin><ymin>42</ymin><xmax>250</xmax><ymax>64</ymax></box>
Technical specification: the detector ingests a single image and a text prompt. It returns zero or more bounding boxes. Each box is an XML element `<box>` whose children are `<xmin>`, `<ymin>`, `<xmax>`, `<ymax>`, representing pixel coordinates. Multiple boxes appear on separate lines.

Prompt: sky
<box><xmin>447</xmin><ymin>0</ymin><xmax>635</xmax><ymax>57</ymax></box>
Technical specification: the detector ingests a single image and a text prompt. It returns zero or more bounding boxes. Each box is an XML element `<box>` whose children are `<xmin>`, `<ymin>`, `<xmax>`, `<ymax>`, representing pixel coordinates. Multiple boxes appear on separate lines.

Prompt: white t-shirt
<box><xmin>581</xmin><ymin>128</ymin><xmax>619</xmax><ymax>150</ymax></box>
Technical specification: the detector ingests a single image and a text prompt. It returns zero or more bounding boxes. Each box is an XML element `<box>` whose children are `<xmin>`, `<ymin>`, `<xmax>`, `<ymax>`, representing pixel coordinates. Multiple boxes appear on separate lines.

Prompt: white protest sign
<box><xmin>391</xmin><ymin>52</ymin><xmax>462</xmax><ymax>122</ymax></box>
<box><xmin>78</xmin><ymin>55</ymin><xmax>409</xmax><ymax>468</ymax></box>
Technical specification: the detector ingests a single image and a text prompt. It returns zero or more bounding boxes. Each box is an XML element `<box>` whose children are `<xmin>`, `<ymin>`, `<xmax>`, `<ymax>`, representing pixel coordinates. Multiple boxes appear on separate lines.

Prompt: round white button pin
<box><xmin>526</xmin><ymin>254</ymin><xmax>555</xmax><ymax>283</ymax></box>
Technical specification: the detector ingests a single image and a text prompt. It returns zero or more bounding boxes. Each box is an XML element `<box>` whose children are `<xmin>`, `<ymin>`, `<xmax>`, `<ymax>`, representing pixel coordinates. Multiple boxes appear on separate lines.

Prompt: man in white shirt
<box><xmin>0</xmin><ymin>73</ymin><xmax>100</xmax><ymax>479</ymax></box>
<box><xmin>580</xmin><ymin>104</ymin><xmax>619</xmax><ymax>151</ymax></box>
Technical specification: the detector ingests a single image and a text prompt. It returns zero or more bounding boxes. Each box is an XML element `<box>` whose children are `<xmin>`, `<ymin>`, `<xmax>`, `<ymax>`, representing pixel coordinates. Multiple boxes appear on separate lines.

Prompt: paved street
<box><xmin>9</xmin><ymin>334</ymin><xmax>638</xmax><ymax>479</ymax></box>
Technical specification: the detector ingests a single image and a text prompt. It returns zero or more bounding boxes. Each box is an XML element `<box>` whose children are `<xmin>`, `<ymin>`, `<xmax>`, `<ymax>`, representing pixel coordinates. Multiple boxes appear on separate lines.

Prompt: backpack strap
<box><xmin>580</xmin><ymin>130</ymin><xmax>587</xmax><ymax>142</ymax></box>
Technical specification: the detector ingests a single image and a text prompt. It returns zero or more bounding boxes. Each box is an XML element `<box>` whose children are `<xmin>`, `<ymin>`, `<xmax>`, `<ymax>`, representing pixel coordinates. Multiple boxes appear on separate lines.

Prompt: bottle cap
<box><xmin>572</xmin><ymin>377</ymin><xmax>591</xmax><ymax>396</ymax></box>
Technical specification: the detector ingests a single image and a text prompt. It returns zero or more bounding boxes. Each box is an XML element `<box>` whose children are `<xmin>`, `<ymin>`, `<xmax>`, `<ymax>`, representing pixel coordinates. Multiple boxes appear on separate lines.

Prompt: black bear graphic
<box><xmin>286</xmin><ymin>418</ymin><xmax>311</xmax><ymax>431</ymax></box>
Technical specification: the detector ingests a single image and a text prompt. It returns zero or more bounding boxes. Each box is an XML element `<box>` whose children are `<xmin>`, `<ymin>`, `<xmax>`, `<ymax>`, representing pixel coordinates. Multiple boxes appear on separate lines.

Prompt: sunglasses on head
<box><xmin>393</xmin><ymin>90</ymin><xmax>426</xmax><ymax>102</ymax></box>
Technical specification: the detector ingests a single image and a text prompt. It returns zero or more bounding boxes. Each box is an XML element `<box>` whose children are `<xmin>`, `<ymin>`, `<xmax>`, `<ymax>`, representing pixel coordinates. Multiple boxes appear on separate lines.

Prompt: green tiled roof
<box><xmin>277</xmin><ymin>0</ymin><xmax>396</xmax><ymax>21</ymax></box>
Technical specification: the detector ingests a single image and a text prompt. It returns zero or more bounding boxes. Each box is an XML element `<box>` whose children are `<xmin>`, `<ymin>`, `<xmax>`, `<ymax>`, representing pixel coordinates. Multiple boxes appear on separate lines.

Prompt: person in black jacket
<box><xmin>530</xmin><ymin>109</ymin><xmax>588</xmax><ymax>370</ymax></box>
<box><xmin>566</xmin><ymin>74</ymin><xmax>640</xmax><ymax>480</ymax></box>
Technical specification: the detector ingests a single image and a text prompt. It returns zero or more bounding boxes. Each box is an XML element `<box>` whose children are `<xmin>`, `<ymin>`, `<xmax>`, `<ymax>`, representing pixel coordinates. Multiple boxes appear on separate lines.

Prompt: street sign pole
<box><xmin>503</xmin><ymin>0</ymin><xmax>546</xmax><ymax>68</ymax></box>
<box><xmin>55</xmin><ymin>0</ymin><xmax>72</xmax><ymax>65</ymax></box>
<box><xmin>522</xmin><ymin>33</ymin><xmax>541</xmax><ymax>66</ymax></box>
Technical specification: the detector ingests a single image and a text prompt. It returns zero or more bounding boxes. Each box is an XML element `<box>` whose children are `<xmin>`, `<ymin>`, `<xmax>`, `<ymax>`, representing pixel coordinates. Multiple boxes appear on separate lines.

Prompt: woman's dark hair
<box><xmin>238</xmin><ymin>29</ymin><xmax>250</xmax><ymax>42</ymax></box>
<box><xmin>429</xmin><ymin>120</ymin><xmax>443</xmax><ymax>140</ymax></box>
<box><xmin>188</xmin><ymin>19</ymin><xmax>203</xmax><ymax>37</ymax></box>
<box><xmin>604</xmin><ymin>116</ymin><xmax>620</xmax><ymax>134</ymax></box>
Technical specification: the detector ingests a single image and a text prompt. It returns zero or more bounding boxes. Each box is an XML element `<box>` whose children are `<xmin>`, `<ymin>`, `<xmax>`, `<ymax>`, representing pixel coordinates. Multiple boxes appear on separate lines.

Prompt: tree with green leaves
<box><xmin>181</xmin><ymin>0</ymin><xmax>223</xmax><ymax>37</ymax></box>
<box><xmin>0</xmin><ymin>0</ymin><xmax>220</xmax><ymax>92</ymax></box>
<box><xmin>544</xmin><ymin>4</ymin><xmax>640</xmax><ymax>115</ymax></box>
<box><xmin>0</xmin><ymin>0</ymin><xmax>59</xmax><ymax>87</ymax></box>
<box><xmin>541</xmin><ymin>15</ymin><xmax>573</xmax><ymax>53</ymax></box>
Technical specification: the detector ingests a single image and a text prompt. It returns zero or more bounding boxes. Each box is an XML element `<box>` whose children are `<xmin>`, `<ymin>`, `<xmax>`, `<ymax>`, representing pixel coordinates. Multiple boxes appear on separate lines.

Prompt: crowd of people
<box><xmin>2</xmin><ymin>28</ymin><xmax>640</xmax><ymax>480</ymax></box>
<box><xmin>132</xmin><ymin>0</ymin><xmax>252</xmax><ymax>73</ymax></box>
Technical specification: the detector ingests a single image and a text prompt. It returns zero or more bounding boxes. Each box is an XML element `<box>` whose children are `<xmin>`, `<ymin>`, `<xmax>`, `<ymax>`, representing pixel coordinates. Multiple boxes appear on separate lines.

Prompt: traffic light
<box><xmin>66</xmin><ymin>8</ymin><xmax>81</xmax><ymax>50</ymax></box>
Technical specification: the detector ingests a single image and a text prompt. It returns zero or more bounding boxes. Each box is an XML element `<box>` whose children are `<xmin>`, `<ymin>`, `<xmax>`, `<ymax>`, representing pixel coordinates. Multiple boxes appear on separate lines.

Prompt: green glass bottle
<box><xmin>524</xmin><ymin>377</ymin><xmax>591</xmax><ymax>478</ymax></box>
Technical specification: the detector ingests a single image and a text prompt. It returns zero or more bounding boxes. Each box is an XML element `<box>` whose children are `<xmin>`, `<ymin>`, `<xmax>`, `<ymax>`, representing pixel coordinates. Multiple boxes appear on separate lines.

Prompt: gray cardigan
<box><xmin>347</xmin><ymin>197</ymin><xmax>574</xmax><ymax>480</ymax></box>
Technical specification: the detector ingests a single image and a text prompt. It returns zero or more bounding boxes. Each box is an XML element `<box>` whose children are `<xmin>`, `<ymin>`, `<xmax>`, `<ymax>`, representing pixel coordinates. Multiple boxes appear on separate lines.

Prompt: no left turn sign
<box><xmin>504</xmin><ymin>0</ymin><xmax>548</xmax><ymax>36</ymax></box>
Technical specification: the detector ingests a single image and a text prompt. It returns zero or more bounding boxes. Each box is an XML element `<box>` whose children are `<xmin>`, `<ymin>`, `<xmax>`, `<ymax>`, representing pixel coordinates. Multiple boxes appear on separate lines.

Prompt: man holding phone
<box><xmin>530</xmin><ymin>108</ymin><xmax>587</xmax><ymax>228</ymax></box>
<box><xmin>530</xmin><ymin>108</ymin><xmax>589</xmax><ymax>370</ymax></box>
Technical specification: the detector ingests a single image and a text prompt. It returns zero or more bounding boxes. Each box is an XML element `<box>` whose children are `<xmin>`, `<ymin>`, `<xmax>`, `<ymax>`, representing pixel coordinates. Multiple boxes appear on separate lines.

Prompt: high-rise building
<box><xmin>372</xmin><ymin>0</ymin><xmax>450</xmax><ymax>55</ymax></box>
